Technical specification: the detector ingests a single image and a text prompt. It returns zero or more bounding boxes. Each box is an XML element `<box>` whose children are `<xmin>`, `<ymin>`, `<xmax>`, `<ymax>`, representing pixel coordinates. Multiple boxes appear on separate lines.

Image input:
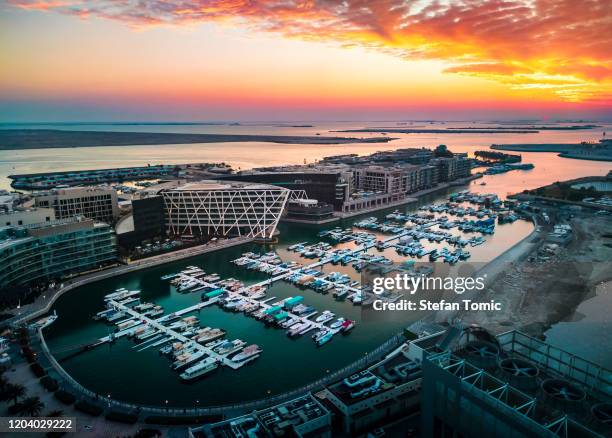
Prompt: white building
<box><xmin>159</xmin><ymin>181</ymin><xmax>290</xmax><ymax>240</ymax></box>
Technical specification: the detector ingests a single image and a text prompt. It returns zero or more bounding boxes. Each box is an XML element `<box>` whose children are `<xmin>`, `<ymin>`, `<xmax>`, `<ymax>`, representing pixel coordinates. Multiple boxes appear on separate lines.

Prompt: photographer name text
<box><xmin>372</xmin><ymin>299</ymin><xmax>502</xmax><ymax>311</ymax></box>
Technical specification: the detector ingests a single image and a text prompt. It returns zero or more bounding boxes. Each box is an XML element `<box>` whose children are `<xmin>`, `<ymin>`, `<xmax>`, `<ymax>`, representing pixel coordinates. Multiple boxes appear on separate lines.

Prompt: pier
<box><xmin>105</xmin><ymin>298</ymin><xmax>249</xmax><ymax>370</ymax></box>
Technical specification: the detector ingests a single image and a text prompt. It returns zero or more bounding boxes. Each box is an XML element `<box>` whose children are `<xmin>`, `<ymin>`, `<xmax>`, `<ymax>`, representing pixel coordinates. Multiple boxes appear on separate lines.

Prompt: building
<box><xmin>8</xmin><ymin>163</ymin><xmax>232</xmax><ymax>190</ymax></box>
<box><xmin>369</xmin><ymin>148</ymin><xmax>434</xmax><ymax>165</ymax></box>
<box><xmin>286</xmin><ymin>199</ymin><xmax>334</xmax><ymax>222</ymax></box>
<box><xmin>432</xmin><ymin>156</ymin><xmax>471</xmax><ymax>182</ymax></box>
<box><xmin>419</xmin><ymin>328</ymin><xmax>611</xmax><ymax>438</ymax></box>
<box><xmin>158</xmin><ymin>180</ymin><xmax>290</xmax><ymax>240</ymax></box>
<box><xmin>0</xmin><ymin>190</ymin><xmax>20</xmax><ymax>213</ymax></box>
<box><xmin>0</xmin><ymin>208</ymin><xmax>55</xmax><ymax>227</ymax></box>
<box><xmin>219</xmin><ymin>171</ymin><xmax>352</xmax><ymax>211</ymax></box>
<box><xmin>322</xmin><ymin>148</ymin><xmax>433</xmax><ymax>165</ymax></box>
<box><xmin>318</xmin><ymin>343</ymin><xmax>422</xmax><ymax>435</ymax></box>
<box><xmin>34</xmin><ymin>186</ymin><xmax>119</xmax><ymax>224</ymax></box>
<box><xmin>0</xmin><ymin>216</ymin><xmax>117</xmax><ymax>288</ymax></box>
<box><xmin>193</xmin><ymin>394</ymin><xmax>332</xmax><ymax>438</ymax></box>
<box><xmin>115</xmin><ymin>196</ymin><xmax>166</xmax><ymax>249</ymax></box>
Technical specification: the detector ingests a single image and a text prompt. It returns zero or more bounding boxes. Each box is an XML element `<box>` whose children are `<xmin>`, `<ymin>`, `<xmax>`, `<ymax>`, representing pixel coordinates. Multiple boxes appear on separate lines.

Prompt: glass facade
<box><xmin>0</xmin><ymin>220</ymin><xmax>117</xmax><ymax>288</ymax></box>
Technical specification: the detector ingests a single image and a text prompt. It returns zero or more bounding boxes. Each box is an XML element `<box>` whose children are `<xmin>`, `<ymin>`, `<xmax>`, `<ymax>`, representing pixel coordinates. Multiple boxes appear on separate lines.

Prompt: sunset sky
<box><xmin>1</xmin><ymin>0</ymin><xmax>611</xmax><ymax>121</ymax></box>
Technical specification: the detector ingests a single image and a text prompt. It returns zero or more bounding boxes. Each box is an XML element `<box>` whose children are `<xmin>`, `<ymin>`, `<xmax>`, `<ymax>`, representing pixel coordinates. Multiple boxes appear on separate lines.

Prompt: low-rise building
<box><xmin>0</xmin><ymin>216</ymin><xmax>117</xmax><ymax>288</ymax></box>
<box><xmin>0</xmin><ymin>208</ymin><xmax>55</xmax><ymax>227</ymax></box>
<box><xmin>34</xmin><ymin>186</ymin><xmax>119</xmax><ymax>224</ymax></box>
<box><xmin>286</xmin><ymin>199</ymin><xmax>334</xmax><ymax>222</ymax></box>
<box><xmin>318</xmin><ymin>344</ymin><xmax>423</xmax><ymax>434</ymax></box>
<box><xmin>156</xmin><ymin>180</ymin><xmax>290</xmax><ymax>241</ymax></box>
<box><xmin>194</xmin><ymin>394</ymin><xmax>332</xmax><ymax>438</ymax></box>
<box><xmin>431</xmin><ymin>155</ymin><xmax>471</xmax><ymax>182</ymax></box>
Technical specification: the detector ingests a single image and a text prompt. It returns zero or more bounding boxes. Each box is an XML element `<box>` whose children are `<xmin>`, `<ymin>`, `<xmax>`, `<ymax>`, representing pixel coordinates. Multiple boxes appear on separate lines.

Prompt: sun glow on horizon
<box><xmin>1</xmin><ymin>0</ymin><xmax>611</xmax><ymax>121</ymax></box>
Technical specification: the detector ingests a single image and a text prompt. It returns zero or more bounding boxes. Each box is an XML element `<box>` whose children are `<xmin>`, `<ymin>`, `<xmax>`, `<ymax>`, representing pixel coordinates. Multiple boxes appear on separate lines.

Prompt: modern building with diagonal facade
<box><xmin>159</xmin><ymin>181</ymin><xmax>290</xmax><ymax>240</ymax></box>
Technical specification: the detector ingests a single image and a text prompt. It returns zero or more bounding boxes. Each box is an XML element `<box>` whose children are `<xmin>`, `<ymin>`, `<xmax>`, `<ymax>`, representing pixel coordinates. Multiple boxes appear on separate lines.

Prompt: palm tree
<box><xmin>18</xmin><ymin>397</ymin><xmax>44</xmax><ymax>417</ymax></box>
<box><xmin>3</xmin><ymin>383</ymin><xmax>26</xmax><ymax>405</ymax></box>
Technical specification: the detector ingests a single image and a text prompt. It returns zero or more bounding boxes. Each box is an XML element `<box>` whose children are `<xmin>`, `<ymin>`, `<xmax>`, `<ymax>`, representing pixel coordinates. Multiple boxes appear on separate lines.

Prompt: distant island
<box><xmin>455</xmin><ymin>125</ymin><xmax>599</xmax><ymax>131</ymax></box>
<box><xmin>491</xmin><ymin>140</ymin><xmax>612</xmax><ymax>162</ymax></box>
<box><xmin>0</xmin><ymin>129</ymin><xmax>395</xmax><ymax>150</ymax></box>
<box><xmin>334</xmin><ymin>128</ymin><xmax>538</xmax><ymax>134</ymax></box>
<box><xmin>364</xmin><ymin>125</ymin><xmax>600</xmax><ymax>131</ymax></box>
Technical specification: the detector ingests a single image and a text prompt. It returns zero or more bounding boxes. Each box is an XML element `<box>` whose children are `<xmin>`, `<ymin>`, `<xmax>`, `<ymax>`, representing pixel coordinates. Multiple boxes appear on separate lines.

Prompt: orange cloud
<box><xmin>8</xmin><ymin>0</ymin><xmax>612</xmax><ymax>104</ymax></box>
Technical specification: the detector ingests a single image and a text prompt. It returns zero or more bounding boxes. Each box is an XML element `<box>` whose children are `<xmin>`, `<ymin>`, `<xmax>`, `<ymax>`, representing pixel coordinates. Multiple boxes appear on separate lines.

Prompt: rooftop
<box><xmin>157</xmin><ymin>180</ymin><xmax>291</xmax><ymax>193</ymax></box>
<box><xmin>426</xmin><ymin>329</ymin><xmax>612</xmax><ymax>437</ymax></box>
<box><xmin>195</xmin><ymin>394</ymin><xmax>329</xmax><ymax>438</ymax></box>
<box><xmin>256</xmin><ymin>394</ymin><xmax>329</xmax><ymax>436</ymax></box>
<box><xmin>327</xmin><ymin>347</ymin><xmax>421</xmax><ymax>406</ymax></box>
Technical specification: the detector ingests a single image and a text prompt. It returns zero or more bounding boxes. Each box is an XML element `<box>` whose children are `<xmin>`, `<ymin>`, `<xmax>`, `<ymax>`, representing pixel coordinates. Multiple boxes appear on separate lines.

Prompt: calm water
<box><xmin>2</xmin><ymin>122</ymin><xmax>610</xmax><ymax>406</ymax></box>
<box><xmin>0</xmin><ymin>121</ymin><xmax>609</xmax><ymax>191</ymax></box>
<box><xmin>43</xmin><ymin>189</ymin><xmax>533</xmax><ymax>407</ymax></box>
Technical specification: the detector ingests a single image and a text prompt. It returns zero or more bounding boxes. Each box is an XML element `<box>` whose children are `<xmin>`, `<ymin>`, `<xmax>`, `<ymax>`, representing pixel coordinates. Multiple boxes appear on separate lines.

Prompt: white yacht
<box><xmin>180</xmin><ymin>357</ymin><xmax>219</xmax><ymax>381</ymax></box>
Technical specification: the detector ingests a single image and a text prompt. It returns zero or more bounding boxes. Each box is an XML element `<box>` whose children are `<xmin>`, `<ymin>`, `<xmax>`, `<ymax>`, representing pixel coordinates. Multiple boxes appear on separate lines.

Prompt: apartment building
<box><xmin>35</xmin><ymin>186</ymin><xmax>119</xmax><ymax>224</ymax></box>
<box><xmin>0</xmin><ymin>217</ymin><xmax>117</xmax><ymax>288</ymax></box>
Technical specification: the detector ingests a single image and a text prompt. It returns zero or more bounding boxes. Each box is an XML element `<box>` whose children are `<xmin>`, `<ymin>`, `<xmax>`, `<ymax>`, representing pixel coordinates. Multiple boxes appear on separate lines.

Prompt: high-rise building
<box><xmin>34</xmin><ymin>186</ymin><xmax>119</xmax><ymax>224</ymax></box>
<box><xmin>0</xmin><ymin>217</ymin><xmax>117</xmax><ymax>288</ymax></box>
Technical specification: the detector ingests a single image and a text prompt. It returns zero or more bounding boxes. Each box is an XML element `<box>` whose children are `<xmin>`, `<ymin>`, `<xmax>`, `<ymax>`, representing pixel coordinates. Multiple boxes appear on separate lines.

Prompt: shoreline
<box><xmin>334</xmin><ymin>174</ymin><xmax>482</xmax><ymax>220</ymax></box>
<box><xmin>0</xmin><ymin>129</ymin><xmax>395</xmax><ymax>150</ymax></box>
<box><xmin>491</xmin><ymin>143</ymin><xmax>612</xmax><ymax>162</ymax></box>
<box><xmin>3</xmin><ymin>236</ymin><xmax>253</xmax><ymax>326</ymax></box>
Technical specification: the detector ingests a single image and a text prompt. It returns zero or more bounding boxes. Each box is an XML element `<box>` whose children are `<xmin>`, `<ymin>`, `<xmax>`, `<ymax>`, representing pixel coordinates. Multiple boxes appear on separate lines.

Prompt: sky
<box><xmin>1</xmin><ymin>0</ymin><xmax>611</xmax><ymax>122</ymax></box>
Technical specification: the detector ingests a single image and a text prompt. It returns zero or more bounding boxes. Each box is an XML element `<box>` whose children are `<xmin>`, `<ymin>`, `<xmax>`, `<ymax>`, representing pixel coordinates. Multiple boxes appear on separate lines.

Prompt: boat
<box><xmin>195</xmin><ymin>328</ymin><xmax>226</xmax><ymax>343</ymax></box>
<box><xmin>172</xmin><ymin>349</ymin><xmax>206</xmax><ymax>370</ymax></box>
<box><xmin>280</xmin><ymin>317</ymin><xmax>299</xmax><ymax>329</ymax></box>
<box><xmin>178</xmin><ymin>278</ymin><xmax>201</xmax><ymax>292</ymax></box>
<box><xmin>231</xmin><ymin>344</ymin><xmax>262</xmax><ymax>362</ymax></box>
<box><xmin>287</xmin><ymin>322</ymin><xmax>309</xmax><ymax>337</ymax></box>
<box><xmin>213</xmin><ymin>339</ymin><xmax>246</xmax><ymax>355</ymax></box>
<box><xmin>180</xmin><ymin>357</ymin><xmax>219</xmax><ymax>381</ymax></box>
<box><xmin>313</xmin><ymin>329</ymin><xmax>334</xmax><ymax>346</ymax></box>
<box><xmin>33</xmin><ymin>311</ymin><xmax>58</xmax><ymax>329</ymax></box>
<box><xmin>104</xmin><ymin>289</ymin><xmax>139</xmax><ymax>302</ymax></box>
<box><xmin>107</xmin><ymin>311</ymin><xmax>127</xmax><ymax>322</ymax></box>
<box><xmin>329</xmin><ymin>318</ymin><xmax>346</xmax><ymax>330</ymax></box>
<box><xmin>317</xmin><ymin>331</ymin><xmax>334</xmax><ymax>346</ymax></box>
<box><xmin>315</xmin><ymin>311</ymin><xmax>335</xmax><ymax>324</ymax></box>
<box><xmin>146</xmin><ymin>306</ymin><xmax>164</xmax><ymax>317</ymax></box>
<box><xmin>333</xmin><ymin>288</ymin><xmax>348</xmax><ymax>300</ymax></box>
<box><xmin>341</xmin><ymin>320</ymin><xmax>355</xmax><ymax>332</ymax></box>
